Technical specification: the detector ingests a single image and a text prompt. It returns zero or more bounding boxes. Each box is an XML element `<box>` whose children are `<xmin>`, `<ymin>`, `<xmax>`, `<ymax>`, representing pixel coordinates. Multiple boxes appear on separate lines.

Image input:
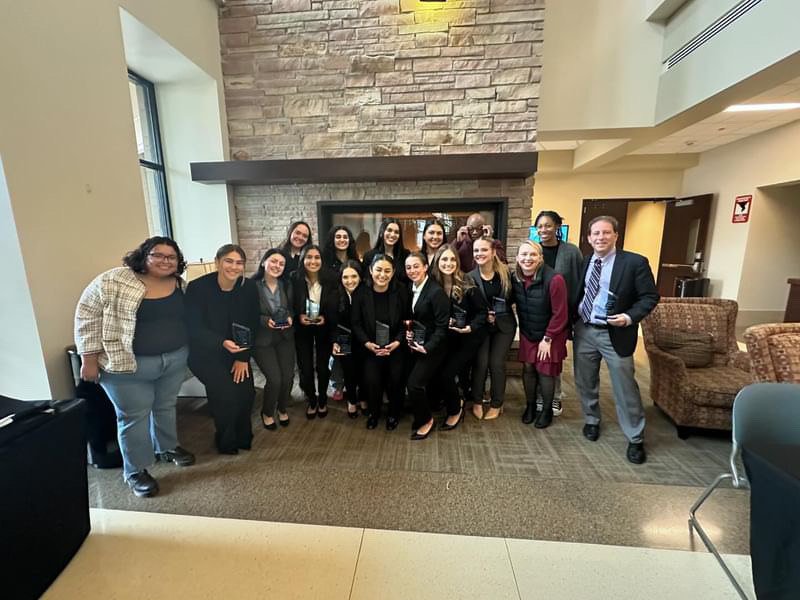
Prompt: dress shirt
<box><xmin>412</xmin><ymin>276</ymin><xmax>428</xmax><ymax>311</ymax></box>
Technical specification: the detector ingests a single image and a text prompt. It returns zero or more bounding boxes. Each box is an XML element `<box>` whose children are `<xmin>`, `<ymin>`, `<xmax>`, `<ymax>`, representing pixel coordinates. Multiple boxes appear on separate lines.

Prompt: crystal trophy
<box><xmin>231</xmin><ymin>322</ymin><xmax>252</xmax><ymax>349</ymax></box>
<box><xmin>273</xmin><ymin>306</ymin><xmax>290</xmax><ymax>328</ymax></box>
<box><xmin>336</xmin><ymin>325</ymin><xmax>352</xmax><ymax>355</ymax></box>
<box><xmin>375</xmin><ymin>321</ymin><xmax>391</xmax><ymax>347</ymax></box>
<box><xmin>594</xmin><ymin>291</ymin><xmax>617</xmax><ymax>322</ymax></box>
<box><xmin>491</xmin><ymin>297</ymin><xmax>507</xmax><ymax>315</ymax></box>
<box><xmin>306</xmin><ymin>298</ymin><xmax>321</xmax><ymax>323</ymax></box>
<box><xmin>451</xmin><ymin>304</ymin><xmax>467</xmax><ymax>329</ymax></box>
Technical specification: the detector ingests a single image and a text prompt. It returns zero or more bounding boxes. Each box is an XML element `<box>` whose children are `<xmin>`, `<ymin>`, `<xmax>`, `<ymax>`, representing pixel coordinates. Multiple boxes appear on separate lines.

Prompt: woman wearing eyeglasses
<box><xmin>185</xmin><ymin>244</ymin><xmax>260</xmax><ymax>455</ymax></box>
<box><xmin>75</xmin><ymin>236</ymin><xmax>195</xmax><ymax>498</ymax></box>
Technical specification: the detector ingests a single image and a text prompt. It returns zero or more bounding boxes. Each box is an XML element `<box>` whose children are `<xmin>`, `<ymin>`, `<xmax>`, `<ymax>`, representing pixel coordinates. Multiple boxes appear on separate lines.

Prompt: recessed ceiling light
<box><xmin>724</xmin><ymin>103</ymin><xmax>800</xmax><ymax>112</ymax></box>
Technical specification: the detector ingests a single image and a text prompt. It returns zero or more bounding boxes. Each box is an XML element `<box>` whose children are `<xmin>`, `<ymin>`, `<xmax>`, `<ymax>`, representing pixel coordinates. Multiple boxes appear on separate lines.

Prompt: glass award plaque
<box><xmin>231</xmin><ymin>322</ymin><xmax>252</xmax><ymax>348</ymax></box>
<box><xmin>594</xmin><ymin>291</ymin><xmax>616</xmax><ymax>322</ymax></box>
<box><xmin>375</xmin><ymin>321</ymin><xmax>391</xmax><ymax>347</ymax></box>
<box><xmin>336</xmin><ymin>325</ymin><xmax>352</xmax><ymax>355</ymax></box>
<box><xmin>273</xmin><ymin>306</ymin><xmax>290</xmax><ymax>328</ymax></box>
<box><xmin>306</xmin><ymin>298</ymin><xmax>321</xmax><ymax>323</ymax></box>
<box><xmin>412</xmin><ymin>320</ymin><xmax>426</xmax><ymax>345</ymax></box>
<box><xmin>451</xmin><ymin>304</ymin><xmax>467</xmax><ymax>329</ymax></box>
<box><xmin>491</xmin><ymin>297</ymin><xmax>507</xmax><ymax>315</ymax></box>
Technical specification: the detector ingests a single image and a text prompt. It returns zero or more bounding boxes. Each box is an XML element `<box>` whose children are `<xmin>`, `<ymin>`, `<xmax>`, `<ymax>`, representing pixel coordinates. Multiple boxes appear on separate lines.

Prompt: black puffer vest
<box><xmin>512</xmin><ymin>265</ymin><xmax>555</xmax><ymax>343</ymax></box>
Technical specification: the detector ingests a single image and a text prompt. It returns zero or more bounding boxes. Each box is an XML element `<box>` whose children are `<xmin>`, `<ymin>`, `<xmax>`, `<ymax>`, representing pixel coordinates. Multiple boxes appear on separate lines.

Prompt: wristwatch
<box><xmin>543</xmin><ymin>336</ymin><xmax>552</xmax><ymax>343</ymax></box>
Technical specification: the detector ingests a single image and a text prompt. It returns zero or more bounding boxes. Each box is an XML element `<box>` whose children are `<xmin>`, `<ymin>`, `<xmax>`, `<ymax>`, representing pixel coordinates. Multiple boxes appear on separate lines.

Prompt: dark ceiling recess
<box><xmin>190</xmin><ymin>152</ymin><xmax>538</xmax><ymax>185</ymax></box>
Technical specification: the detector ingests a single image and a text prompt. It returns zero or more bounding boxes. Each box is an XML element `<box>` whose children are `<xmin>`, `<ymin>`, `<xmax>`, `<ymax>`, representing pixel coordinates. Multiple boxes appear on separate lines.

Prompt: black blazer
<box><xmin>573</xmin><ymin>249</ymin><xmax>659</xmax><ymax>357</ymax></box>
<box><xmin>351</xmin><ymin>283</ymin><xmax>409</xmax><ymax>347</ymax></box>
<box><xmin>185</xmin><ymin>273</ymin><xmax>260</xmax><ymax>363</ymax></box>
<box><xmin>291</xmin><ymin>270</ymin><xmax>340</xmax><ymax>330</ymax></box>
<box><xmin>468</xmin><ymin>267</ymin><xmax>517</xmax><ymax>335</ymax></box>
<box><xmin>362</xmin><ymin>247</ymin><xmax>410</xmax><ymax>286</ymax></box>
<box><xmin>254</xmin><ymin>278</ymin><xmax>294</xmax><ymax>347</ymax></box>
<box><xmin>410</xmin><ymin>277</ymin><xmax>450</xmax><ymax>355</ymax></box>
<box><xmin>450</xmin><ymin>276</ymin><xmax>489</xmax><ymax>332</ymax></box>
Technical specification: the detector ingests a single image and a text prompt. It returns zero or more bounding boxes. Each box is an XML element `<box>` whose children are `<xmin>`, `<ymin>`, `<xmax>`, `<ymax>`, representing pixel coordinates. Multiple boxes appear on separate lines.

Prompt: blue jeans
<box><xmin>100</xmin><ymin>346</ymin><xmax>189</xmax><ymax>479</ymax></box>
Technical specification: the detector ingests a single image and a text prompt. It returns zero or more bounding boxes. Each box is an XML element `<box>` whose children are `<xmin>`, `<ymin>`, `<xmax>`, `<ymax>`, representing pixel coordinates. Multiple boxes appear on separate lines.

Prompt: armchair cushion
<box><xmin>768</xmin><ymin>334</ymin><xmax>800</xmax><ymax>383</ymax></box>
<box><xmin>685</xmin><ymin>366</ymin><xmax>754</xmax><ymax>408</ymax></box>
<box><xmin>655</xmin><ymin>329</ymin><xmax>714</xmax><ymax>368</ymax></box>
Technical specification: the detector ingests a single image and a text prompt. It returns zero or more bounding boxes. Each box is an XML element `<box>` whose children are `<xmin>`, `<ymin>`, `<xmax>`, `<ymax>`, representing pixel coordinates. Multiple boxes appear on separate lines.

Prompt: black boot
<box><xmin>534</xmin><ymin>403</ymin><xmax>553</xmax><ymax>429</ymax></box>
<box><xmin>522</xmin><ymin>402</ymin><xmax>536</xmax><ymax>424</ymax></box>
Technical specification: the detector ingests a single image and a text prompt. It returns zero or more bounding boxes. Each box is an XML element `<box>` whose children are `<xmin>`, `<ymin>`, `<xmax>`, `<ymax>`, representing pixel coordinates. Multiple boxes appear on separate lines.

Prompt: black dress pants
<box><xmin>295</xmin><ymin>323</ymin><xmax>332</xmax><ymax>406</ymax></box>
<box><xmin>362</xmin><ymin>351</ymin><xmax>406</xmax><ymax>419</ymax></box>
<box><xmin>408</xmin><ymin>349</ymin><xmax>446</xmax><ymax>429</ymax></box>
<box><xmin>339</xmin><ymin>351</ymin><xmax>362</xmax><ymax>406</ymax></box>
<box><xmin>189</xmin><ymin>355</ymin><xmax>254</xmax><ymax>453</ymax></box>
<box><xmin>438</xmin><ymin>332</ymin><xmax>486</xmax><ymax>416</ymax></box>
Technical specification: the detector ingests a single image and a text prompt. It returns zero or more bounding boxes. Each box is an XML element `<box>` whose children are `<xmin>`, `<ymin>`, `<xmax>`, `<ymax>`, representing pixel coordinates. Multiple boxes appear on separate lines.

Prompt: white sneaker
<box><xmin>552</xmin><ymin>398</ymin><xmax>562</xmax><ymax>416</ymax></box>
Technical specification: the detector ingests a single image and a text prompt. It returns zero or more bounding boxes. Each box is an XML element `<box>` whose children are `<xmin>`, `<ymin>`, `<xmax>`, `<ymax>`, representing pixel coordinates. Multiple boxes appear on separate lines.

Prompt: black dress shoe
<box><xmin>386</xmin><ymin>416</ymin><xmax>399</xmax><ymax>431</ymax></box>
<box><xmin>156</xmin><ymin>446</ymin><xmax>195</xmax><ymax>466</ymax></box>
<box><xmin>439</xmin><ymin>409</ymin><xmax>464</xmax><ymax>431</ymax></box>
<box><xmin>366</xmin><ymin>415</ymin><xmax>379</xmax><ymax>430</ymax></box>
<box><xmin>534</xmin><ymin>406</ymin><xmax>553</xmax><ymax>429</ymax></box>
<box><xmin>347</xmin><ymin>403</ymin><xmax>359</xmax><ymax>419</ymax></box>
<box><xmin>306</xmin><ymin>405</ymin><xmax>317</xmax><ymax>420</ymax></box>
<box><xmin>278</xmin><ymin>414</ymin><xmax>290</xmax><ymax>427</ymax></box>
<box><xmin>627</xmin><ymin>442</ymin><xmax>647</xmax><ymax>464</ymax></box>
<box><xmin>317</xmin><ymin>405</ymin><xmax>328</xmax><ymax>418</ymax></box>
<box><xmin>582</xmin><ymin>423</ymin><xmax>600</xmax><ymax>441</ymax></box>
<box><xmin>521</xmin><ymin>403</ymin><xmax>536</xmax><ymax>424</ymax></box>
<box><xmin>218</xmin><ymin>447</ymin><xmax>239</xmax><ymax>455</ymax></box>
<box><xmin>411</xmin><ymin>421</ymin><xmax>435</xmax><ymax>440</ymax></box>
<box><xmin>261</xmin><ymin>414</ymin><xmax>278</xmax><ymax>431</ymax></box>
<box><xmin>127</xmin><ymin>470</ymin><xmax>159</xmax><ymax>498</ymax></box>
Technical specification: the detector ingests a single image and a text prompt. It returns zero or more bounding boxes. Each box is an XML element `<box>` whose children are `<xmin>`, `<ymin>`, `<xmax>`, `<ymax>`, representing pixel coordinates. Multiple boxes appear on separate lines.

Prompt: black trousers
<box><xmin>438</xmin><ymin>332</ymin><xmax>487</xmax><ymax>416</ymax></box>
<box><xmin>252</xmin><ymin>338</ymin><xmax>295</xmax><ymax>417</ymax></box>
<box><xmin>189</xmin><ymin>354</ymin><xmax>254</xmax><ymax>453</ymax></box>
<box><xmin>362</xmin><ymin>351</ymin><xmax>406</xmax><ymax>419</ymax></box>
<box><xmin>339</xmin><ymin>351</ymin><xmax>362</xmax><ymax>406</ymax></box>
<box><xmin>471</xmin><ymin>327</ymin><xmax>515</xmax><ymax>408</ymax></box>
<box><xmin>295</xmin><ymin>324</ymin><xmax>332</xmax><ymax>406</ymax></box>
<box><xmin>408</xmin><ymin>349</ymin><xmax>446</xmax><ymax>429</ymax></box>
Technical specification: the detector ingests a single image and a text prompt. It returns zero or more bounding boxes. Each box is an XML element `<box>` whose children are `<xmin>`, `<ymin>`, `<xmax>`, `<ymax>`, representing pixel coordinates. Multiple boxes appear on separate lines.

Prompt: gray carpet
<box><xmin>87</xmin><ymin>344</ymin><xmax>749</xmax><ymax>552</ymax></box>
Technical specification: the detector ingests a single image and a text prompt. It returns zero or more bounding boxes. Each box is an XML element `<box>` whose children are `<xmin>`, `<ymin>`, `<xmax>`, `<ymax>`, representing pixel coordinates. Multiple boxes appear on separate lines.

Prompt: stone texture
<box><xmin>219</xmin><ymin>0</ymin><xmax>541</xmax><ymax>159</ymax></box>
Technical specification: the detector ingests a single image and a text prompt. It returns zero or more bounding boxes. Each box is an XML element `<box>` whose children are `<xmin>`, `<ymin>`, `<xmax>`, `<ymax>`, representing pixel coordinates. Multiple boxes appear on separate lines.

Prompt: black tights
<box><xmin>522</xmin><ymin>363</ymin><xmax>554</xmax><ymax>407</ymax></box>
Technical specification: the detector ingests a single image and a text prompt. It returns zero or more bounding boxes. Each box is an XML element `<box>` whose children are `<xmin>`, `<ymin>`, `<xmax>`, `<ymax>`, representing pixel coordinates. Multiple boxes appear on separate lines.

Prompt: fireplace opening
<box><xmin>318</xmin><ymin>198</ymin><xmax>508</xmax><ymax>257</ymax></box>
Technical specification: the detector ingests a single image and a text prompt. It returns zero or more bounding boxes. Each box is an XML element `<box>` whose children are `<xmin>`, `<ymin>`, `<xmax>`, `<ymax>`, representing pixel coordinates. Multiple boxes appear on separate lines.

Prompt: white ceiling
<box><xmin>633</xmin><ymin>75</ymin><xmax>800</xmax><ymax>155</ymax></box>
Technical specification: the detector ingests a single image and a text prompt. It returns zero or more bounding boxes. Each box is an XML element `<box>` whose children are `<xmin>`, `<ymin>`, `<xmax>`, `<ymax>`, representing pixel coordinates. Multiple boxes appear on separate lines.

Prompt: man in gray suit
<box><xmin>572</xmin><ymin>216</ymin><xmax>659</xmax><ymax>464</ymax></box>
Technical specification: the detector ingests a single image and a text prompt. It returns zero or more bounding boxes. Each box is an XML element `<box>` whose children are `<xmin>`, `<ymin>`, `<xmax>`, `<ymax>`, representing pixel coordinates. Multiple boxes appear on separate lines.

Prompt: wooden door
<box><xmin>578</xmin><ymin>199</ymin><xmax>629</xmax><ymax>257</ymax></box>
<box><xmin>656</xmin><ymin>194</ymin><xmax>713</xmax><ymax>297</ymax></box>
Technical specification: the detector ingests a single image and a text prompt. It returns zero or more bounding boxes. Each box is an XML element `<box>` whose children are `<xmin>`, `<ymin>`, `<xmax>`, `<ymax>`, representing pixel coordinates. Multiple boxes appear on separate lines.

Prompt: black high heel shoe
<box><xmin>317</xmin><ymin>400</ymin><xmax>328</xmax><ymax>418</ymax></box>
<box><xmin>306</xmin><ymin>403</ymin><xmax>317</xmax><ymax>420</ymax></box>
<box><xmin>410</xmin><ymin>419</ymin><xmax>435</xmax><ymax>440</ymax></box>
<box><xmin>261</xmin><ymin>413</ymin><xmax>277</xmax><ymax>431</ymax></box>
<box><xmin>439</xmin><ymin>409</ymin><xmax>464</xmax><ymax>431</ymax></box>
<box><xmin>347</xmin><ymin>402</ymin><xmax>359</xmax><ymax>419</ymax></box>
<box><xmin>278</xmin><ymin>413</ymin><xmax>290</xmax><ymax>427</ymax></box>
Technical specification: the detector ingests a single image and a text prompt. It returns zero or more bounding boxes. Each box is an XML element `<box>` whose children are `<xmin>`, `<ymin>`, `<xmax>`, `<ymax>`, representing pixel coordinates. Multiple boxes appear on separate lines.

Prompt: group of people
<box><xmin>74</xmin><ymin>211</ymin><xmax>659</xmax><ymax>498</ymax></box>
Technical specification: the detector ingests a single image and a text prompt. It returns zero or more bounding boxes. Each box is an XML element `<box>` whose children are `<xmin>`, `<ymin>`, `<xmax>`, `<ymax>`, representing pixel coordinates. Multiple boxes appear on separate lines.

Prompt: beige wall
<box><xmin>534</xmin><ymin>158</ymin><xmax>683</xmax><ymax>254</ymax></box>
<box><xmin>0</xmin><ymin>0</ymin><xmax>224</xmax><ymax>399</ymax></box>
<box><xmin>737</xmin><ymin>183</ymin><xmax>800</xmax><ymax>323</ymax></box>
<box><xmin>682</xmin><ymin>120</ymin><xmax>800</xmax><ymax>303</ymax></box>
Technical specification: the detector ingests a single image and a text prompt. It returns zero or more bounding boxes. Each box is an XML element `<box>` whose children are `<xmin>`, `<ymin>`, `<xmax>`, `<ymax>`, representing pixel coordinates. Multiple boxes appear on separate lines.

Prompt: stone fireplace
<box><xmin>208</xmin><ymin>0</ymin><xmax>543</xmax><ymax>260</ymax></box>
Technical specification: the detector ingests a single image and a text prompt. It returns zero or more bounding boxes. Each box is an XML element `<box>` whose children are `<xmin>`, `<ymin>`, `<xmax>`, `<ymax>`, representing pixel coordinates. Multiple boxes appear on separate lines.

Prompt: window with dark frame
<box><xmin>128</xmin><ymin>70</ymin><xmax>172</xmax><ymax>238</ymax></box>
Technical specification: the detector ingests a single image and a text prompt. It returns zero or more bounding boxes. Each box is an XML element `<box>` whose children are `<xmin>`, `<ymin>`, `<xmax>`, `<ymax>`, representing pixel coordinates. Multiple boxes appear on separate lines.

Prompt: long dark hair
<box><xmin>534</xmin><ymin>210</ymin><xmax>564</xmax><ymax>241</ymax></box>
<box><xmin>322</xmin><ymin>225</ymin><xmax>358</xmax><ymax>267</ymax></box>
<box><xmin>420</xmin><ymin>219</ymin><xmax>447</xmax><ymax>257</ymax></box>
<box><xmin>279</xmin><ymin>220</ymin><xmax>313</xmax><ymax>255</ymax></box>
<box><xmin>123</xmin><ymin>236</ymin><xmax>186</xmax><ymax>276</ymax></box>
<box><xmin>338</xmin><ymin>259</ymin><xmax>363</xmax><ymax>310</ymax></box>
<box><xmin>365</xmin><ymin>252</ymin><xmax>395</xmax><ymax>290</ymax></box>
<box><xmin>251</xmin><ymin>248</ymin><xmax>287</xmax><ymax>281</ymax></box>
<box><xmin>295</xmin><ymin>244</ymin><xmax>323</xmax><ymax>282</ymax></box>
<box><xmin>371</xmin><ymin>218</ymin><xmax>406</xmax><ymax>256</ymax></box>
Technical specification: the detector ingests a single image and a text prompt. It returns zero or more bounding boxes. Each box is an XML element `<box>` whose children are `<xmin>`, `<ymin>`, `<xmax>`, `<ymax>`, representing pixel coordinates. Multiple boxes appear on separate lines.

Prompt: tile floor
<box><xmin>44</xmin><ymin>509</ymin><xmax>755</xmax><ymax>600</ymax></box>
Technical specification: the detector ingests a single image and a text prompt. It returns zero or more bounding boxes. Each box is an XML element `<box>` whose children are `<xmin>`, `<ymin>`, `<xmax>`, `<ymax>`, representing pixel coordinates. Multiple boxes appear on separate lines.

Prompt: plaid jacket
<box><xmin>74</xmin><ymin>267</ymin><xmax>184</xmax><ymax>373</ymax></box>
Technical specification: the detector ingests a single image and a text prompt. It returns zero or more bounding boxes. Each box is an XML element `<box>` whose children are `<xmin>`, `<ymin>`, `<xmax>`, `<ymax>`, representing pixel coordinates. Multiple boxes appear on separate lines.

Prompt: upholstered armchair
<box><xmin>744</xmin><ymin>323</ymin><xmax>800</xmax><ymax>383</ymax></box>
<box><xmin>641</xmin><ymin>298</ymin><xmax>752</xmax><ymax>438</ymax></box>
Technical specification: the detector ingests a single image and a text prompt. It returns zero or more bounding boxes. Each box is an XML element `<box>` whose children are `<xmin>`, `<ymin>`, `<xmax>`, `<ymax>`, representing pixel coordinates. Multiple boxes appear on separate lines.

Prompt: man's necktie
<box><xmin>579</xmin><ymin>258</ymin><xmax>603</xmax><ymax>323</ymax></box>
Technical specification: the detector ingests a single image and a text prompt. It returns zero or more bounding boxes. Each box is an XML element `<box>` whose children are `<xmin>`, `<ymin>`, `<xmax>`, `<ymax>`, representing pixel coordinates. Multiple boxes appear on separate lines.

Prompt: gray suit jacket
<box><xmin>254</xmin><ymin>278</ymin><xmax>294</xmax><ymax>347</ymax></box>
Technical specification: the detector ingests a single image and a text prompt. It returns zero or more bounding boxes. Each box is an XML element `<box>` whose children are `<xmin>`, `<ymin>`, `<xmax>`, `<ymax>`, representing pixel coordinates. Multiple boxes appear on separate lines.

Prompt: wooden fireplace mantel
<box><xmin>190</xmin><ymin>152</ymin><xmax>538</xmax><ymax>185</ymax></box>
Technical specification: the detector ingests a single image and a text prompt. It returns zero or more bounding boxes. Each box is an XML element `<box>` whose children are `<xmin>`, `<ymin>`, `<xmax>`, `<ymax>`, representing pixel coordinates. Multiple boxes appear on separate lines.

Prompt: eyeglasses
<box><xmin>148</xmin><ymin>252</ymin><xmax>178</xmax><ymax>263</ymax></box>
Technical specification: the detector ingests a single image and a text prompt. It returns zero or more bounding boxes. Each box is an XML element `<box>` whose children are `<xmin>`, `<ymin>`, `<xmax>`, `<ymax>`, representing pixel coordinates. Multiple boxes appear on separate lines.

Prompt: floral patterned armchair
<box><xmin>744</xmin><ymin>323</ymin><xmax>800</xmax><ymax>383</ymax></box>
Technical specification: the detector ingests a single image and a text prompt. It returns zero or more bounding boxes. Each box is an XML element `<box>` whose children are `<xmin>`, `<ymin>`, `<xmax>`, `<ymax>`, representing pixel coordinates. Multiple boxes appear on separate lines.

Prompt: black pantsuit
<box><xmin>351</xmin><ymin>284</ymin><xmax>409</xmax><ymax>421</ymax></box>
<box><xmin>436</xmin><ymin>282</ymin><xmax>488</xmax><ymax>417</ymax></box>
<box><xmin>185</xmin><ymin>273</ymin><xmax>260</xmax><ymax>454</ymax></box>
<box><xmin>407</xmin><ymin>278</ymin><xmax>450</xmax><ymax>429</ymax></box>
<box><xmin>334</xmin><ymin>289</ymin><xmax>362</xmax><ymax>408</ymax></box>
